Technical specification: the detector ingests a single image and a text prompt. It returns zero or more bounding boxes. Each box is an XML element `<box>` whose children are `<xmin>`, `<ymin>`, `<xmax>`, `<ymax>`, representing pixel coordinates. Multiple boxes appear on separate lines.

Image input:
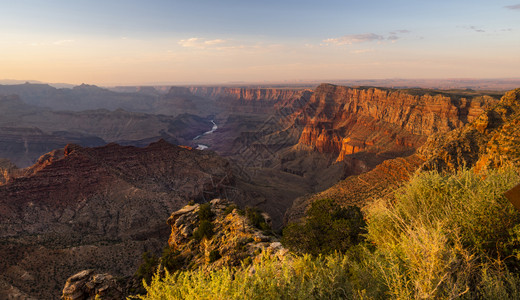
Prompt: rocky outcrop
<box><xmin>419</xmin><ymin>88</ymin><xmax>520</xmax><ymax>171</ymax></box>
<box><xmin>0</xmin><ymin>140</ymin><xmax>234</xmax><ymax>299</ymax></box>
<box><xmin>59</xmin><ymin>199</ymin><xmax>287</xmax><ymax>299</ymax></box>
<box><xmin>61</xmin><ymin>270</ymin><xmax>123</xmax><ymax>300</ymax></box>
<box><xmin>166</xmin><ymin>198</ymin><xmax>285</xmax><ymax>270</ymax></box>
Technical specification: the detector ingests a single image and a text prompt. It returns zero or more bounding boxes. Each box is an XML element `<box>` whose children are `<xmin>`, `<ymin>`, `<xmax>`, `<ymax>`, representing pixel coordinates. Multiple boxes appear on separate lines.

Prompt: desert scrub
<box><xmin>365</xmin><ymin>166</ymin><xmax>520</xmax><ymax>299</ymax></box>
<box><xmin>192</xmin><ymin>202</ymin><xmax>215</xmax><ymax>241</ymax></box>
<box><xmin>198</xmin><ymin>202</ymin><xmax>215</xmax><ymax>221</ymax></box>
<box><xmin>245</xmin><ymin>207</ymin><xmax>271</xmax><ymax>232</ymax></box>
<box><xmin>135</xmin><ymin>251</ymin><xmax>383</xmax><ymax>300</ymax></box>
<box><xmin>282</xmin><ymin>198</ymin><xmax>366</xmax><ymax>255</ymax></box>
<box><xmin>135</xmin><ymin>167</ymin><xmax>520</xmax><ymax>299</ymax></box>
<box><xmin>135</xmin><ymin>252</ymin><xmax>159</xmax><ymax>285</ymax></box>
<box><xmin>193</xmin><ymin>220</ymin><xmax>214</xmax><ymax>241</ymax></box>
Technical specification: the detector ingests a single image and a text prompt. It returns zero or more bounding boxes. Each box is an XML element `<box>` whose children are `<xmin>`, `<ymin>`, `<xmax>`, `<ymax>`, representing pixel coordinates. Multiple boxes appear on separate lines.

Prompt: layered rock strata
<box><xmin>295</xmin><ymin>84</ymin><xmax>495</xmax><ymax>161</ymax></box>
<box><xmin>0</xmin><ymin>140</ymin><xmax>233</xmax><ymax>299</ymax></box>
<box><xmin>419</xmin><ymin>88</ymin><xmax>520</xmax><ymax>171</ymax></box>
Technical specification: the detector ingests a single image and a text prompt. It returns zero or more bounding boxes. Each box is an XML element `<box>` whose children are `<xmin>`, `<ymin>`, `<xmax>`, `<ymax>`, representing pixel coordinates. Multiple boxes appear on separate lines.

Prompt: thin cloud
<box><xmin>323</xmin><ymin>33</ymin><xmax>385</xmax><ymax>45</ymax></box>
<box><xmin>470</xmin><ymin>26</ymin><xmax>485</xmax><ymax>33</ymax></box>
<box><xmin>178</xmin><ymin>38</ymin><xmax>227</xmax><ymax>49</ymax></box>
<box><xmin>389</xmin><ymin>29</ymin><xmax>411</xmax><ymax>35</ymax></box>
<box><xmin>53</xmin><ymin>39</ymin><xmax>75</xmax><ymax>45</ymax></box>
<box><xmin>350</xmin><ymin>48</ymin><xmax>374</xmax><ymax>54</ymax></box>
<box><xmin>29</xmin><ymin>39</ymin><xmax>75</xmax><ymax>47</ymax></box>
<box><xmin>324</xmin><ymin>30</ymin><xmax>410</xmax><ymax>46</ymax></box>
<box><xmin>505</xmin><ymin>4</ymin><xmax>520</xmax><ymax>10</ymax></box>
<box><xmin>204</xmin><ymin>39</ymin><xmax>225</xmax><ymax>45</ymax></box>
<box><xmin>177</xmin><ymin>38</ymin><xmax>280</xmax><ymax>54</ymax></box>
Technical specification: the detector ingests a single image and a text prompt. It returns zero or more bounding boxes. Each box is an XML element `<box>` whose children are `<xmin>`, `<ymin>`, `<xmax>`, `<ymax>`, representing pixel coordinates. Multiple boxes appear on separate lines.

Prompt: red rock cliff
<box><xmin>295</xmin><ymin>84</ymin><xmax>494</xmax><ymax>161</ymax></box>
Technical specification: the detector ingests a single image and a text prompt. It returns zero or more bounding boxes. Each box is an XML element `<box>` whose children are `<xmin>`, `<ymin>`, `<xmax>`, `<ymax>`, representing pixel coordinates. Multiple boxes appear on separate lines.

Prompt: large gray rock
<box><xmin>61</xmin><ymin>270</ymin><xmax>123</xmax><ymax>300</ymax></box>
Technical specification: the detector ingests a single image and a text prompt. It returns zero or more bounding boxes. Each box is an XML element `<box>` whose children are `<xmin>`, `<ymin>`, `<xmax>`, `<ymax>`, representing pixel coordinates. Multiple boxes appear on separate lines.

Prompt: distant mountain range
<box><xmin>3</xmin><ymin>77</ymin><xmax>520</xmax><ymax>91</ymax></box>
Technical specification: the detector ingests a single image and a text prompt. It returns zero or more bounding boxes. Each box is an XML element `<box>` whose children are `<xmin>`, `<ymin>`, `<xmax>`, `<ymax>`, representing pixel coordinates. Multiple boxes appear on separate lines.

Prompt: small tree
<box><xmin>198</xmin><ymin>203</ymin><xmax>215</xmax><ymax>221</ymax></box>
<box><xmin>135</xmin><ymin>252</ymin><xmax>158</xmax><ymax>284</ymax></box>
<box><xmin>282</xmin><ymin>198</ymin><xmax>366</xmax><ymax>255</ymax></box>
<box><xmin>193</xmin><ymin>220</ymin><xmax>214</xmax><ymax>241</ymax></box>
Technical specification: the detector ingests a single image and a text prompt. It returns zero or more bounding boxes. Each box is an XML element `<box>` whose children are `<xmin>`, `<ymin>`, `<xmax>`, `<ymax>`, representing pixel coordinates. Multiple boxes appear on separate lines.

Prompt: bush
<box><xmin>208</xmin><ymin>249</ymin><xmax>221</xmax><ymax>263</ymax></box>
<box><xmin>282</xmin><ymin>199</ymin><xmax>366</xmax><ymax>255</ymax></box>
<box><xmin>135</xmin><ymin>252</ymin><xmax>158</xmax><ymax>285</ymax></box>
<box><xmin>245</xmin><ymin>207</ymin><xmax>271</xmax><ymax>232</ymax></box>
<box><xmin>223</xmin><ymin>204</ymin><xmax>237</xmax><ymax>216</ymax></box>
<box><xmin>136</xmin><ymin>251</ymin><xmax>385</xmax><ymax>300</ymax></box>
<box><xmin>161</xmin><ymin>247</ymin><xmax>183</xmax><ymax>273</ymax></box>
<box><xmin>365</xmin><ymin>167</ymin><xmax>520</xmax><ymax>299</ymax></box>
<box><xmin>193</xmin><ymin>220</ymin><xmax>214</xmax><ymax>241</ymax></box>
<box><xmin>198</xmin><ymin>203</ymin><xmax>214</xmax><ymax>221</ymax></box>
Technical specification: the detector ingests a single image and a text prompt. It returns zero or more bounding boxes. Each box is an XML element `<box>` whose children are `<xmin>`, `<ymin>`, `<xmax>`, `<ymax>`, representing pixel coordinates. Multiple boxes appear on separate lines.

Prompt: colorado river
<box><xmin>193</xmin><ymin>120</ymin><xmax>217</xmax><ymax>150</ymax></box>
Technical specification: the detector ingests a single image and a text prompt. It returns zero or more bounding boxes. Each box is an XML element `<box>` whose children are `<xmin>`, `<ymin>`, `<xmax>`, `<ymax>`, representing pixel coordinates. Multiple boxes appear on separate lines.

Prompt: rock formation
<box><xmin>0</xmin><ymin>140</ymin><xmax>234</xmax><ymax>299</ymax></box>
<box><xmin>283</xmin><ymin>85</ymin><xmax>499</xmax><ymax>223</ymax></box>
<box><xmin>285</xmin><ymin>155</ymin><xmax>425</xmax><ymax>222</ymax></box>
<box><xmin>61</xmin><ymin>270</ymin><xmax>123</xmax><ymax>300</ymax></box>
<box><xmin>60</xmin><ymin>199</ymin><xmax>286</xmax><ymax>299</ymax></box>
<box><xmin>294</xmin><ymin>84</ymin><xmax>494</xmax><ymax>160</ymax></box>
<box><xmin>419</xmin><ymin>88</ymin><xmax>520</xmax><ymax>171</ymax></box>
<box><xmin>0</xmin><ymin>95</ymin><xmax>215</xmax><ymax>167</ymax></box>
<box><xmin>0</xmin><ymin>83</ymin><xmax>510</xmax><ymax>299</ymax></box>
<box><xmin>166</xmin><ymin>198</ymin><xmax>283</xmax><ymax>270</ymax></box>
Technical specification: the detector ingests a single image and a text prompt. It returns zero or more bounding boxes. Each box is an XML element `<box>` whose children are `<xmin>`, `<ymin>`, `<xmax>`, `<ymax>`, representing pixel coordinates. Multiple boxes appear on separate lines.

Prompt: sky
<box><xmin>0</xmin><ymin>0</ymin><xmax>519</xmax><ymax>85</ymax></box>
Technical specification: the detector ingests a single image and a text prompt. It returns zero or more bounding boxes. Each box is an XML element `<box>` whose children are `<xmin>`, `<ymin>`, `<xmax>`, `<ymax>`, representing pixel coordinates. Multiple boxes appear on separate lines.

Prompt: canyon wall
<box><xmin>0</xmin><ymin>140</ymin><xmax>234</xmax><ymax>299</ymax></box>
<box><xmin>168</xmin><ymin>86</ymin><xmax>309</xmax><ymax>102</ymax></box>
<box><xmin>294</xmin><ymin>84</ymin><xmax>494</xmax><ymax>161</ymax></box>
<box><xmin>166</xmin><ymin>86</ymin><xmax>311</xmax><ymax>114</ymax></box>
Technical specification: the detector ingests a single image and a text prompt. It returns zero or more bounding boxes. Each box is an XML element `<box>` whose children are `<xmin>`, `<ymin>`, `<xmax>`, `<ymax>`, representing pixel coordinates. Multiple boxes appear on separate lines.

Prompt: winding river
<box><xmin>193</xmin><ymin>120</ymin><xmax>217</xmax><ymax>150</ymax></box>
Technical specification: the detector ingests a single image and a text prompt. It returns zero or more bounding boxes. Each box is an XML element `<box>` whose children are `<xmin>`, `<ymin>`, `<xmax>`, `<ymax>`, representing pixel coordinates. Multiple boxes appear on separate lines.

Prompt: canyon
<box><xmin>0</xmin><ymin>140</ymin><xmax>234</xmax><ymax>299</ymax></box>
<box><xmin>0</xmin><ymin>82</ymin><xmax>506</xmax><ymax>299</ymax></box>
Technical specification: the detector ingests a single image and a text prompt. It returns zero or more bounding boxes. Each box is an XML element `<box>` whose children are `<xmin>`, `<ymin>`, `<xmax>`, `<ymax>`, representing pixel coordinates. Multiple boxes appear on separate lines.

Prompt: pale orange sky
<box><xmin>1</xmin><ymin>1</ymin><xmax>519</xmax><ymax>85</ymax></box>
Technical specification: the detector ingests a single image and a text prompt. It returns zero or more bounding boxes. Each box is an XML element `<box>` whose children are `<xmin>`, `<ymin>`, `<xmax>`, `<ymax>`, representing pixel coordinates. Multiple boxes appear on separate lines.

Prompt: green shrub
<box><xmin>198</xmin><ymin>203</ymin><xmax>215</xmax><ymax>221</ymax></box>
<box><xmin>193</xmin><ymin>220</ymin><xmax>214</xmax><ymax>241</ymax></box>
<box><xmin>135</xmin><ymin>251</ymin><xmax>385</xmax><ymax>300</ymax></box>
<box><xmin>161</xmin><ymin>247</ymin><xmax>183</xmax><ymax>273</ymax></box>
<box><xmin>242</xmin><ymin>256</ymin><xmax>252</xmax><ymax>266</ymax></box>
<box><xmin>245</xmin><ymin>207</ymin><xmax>271</xmax><ymax>232</ymax></box>
<box><xmin>282</xmin><ymin>199</ymin><xmax>366</xmax><ymax>255</ymax></box>
<box><xmin>224</xmin><ymin>204</ymin><xmax>237</xmax><ymax>215</ymax></box>
<box><xmin>208</xmin><ymin>249</ymin><xmax>221</xmax><ymax>263</ymax></box>
<box><xmin>135</xmin><ymin>252</ymin><xmax>158</xmax><ymax>285</ymax></box>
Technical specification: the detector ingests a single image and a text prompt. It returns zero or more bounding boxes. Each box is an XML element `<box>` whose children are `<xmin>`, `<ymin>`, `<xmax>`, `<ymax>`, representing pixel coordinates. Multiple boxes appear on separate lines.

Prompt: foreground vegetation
<box><xmin>136</xmin><ymin>166</ymin><xmax>520</xmax><ymax>299</ymax></box>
